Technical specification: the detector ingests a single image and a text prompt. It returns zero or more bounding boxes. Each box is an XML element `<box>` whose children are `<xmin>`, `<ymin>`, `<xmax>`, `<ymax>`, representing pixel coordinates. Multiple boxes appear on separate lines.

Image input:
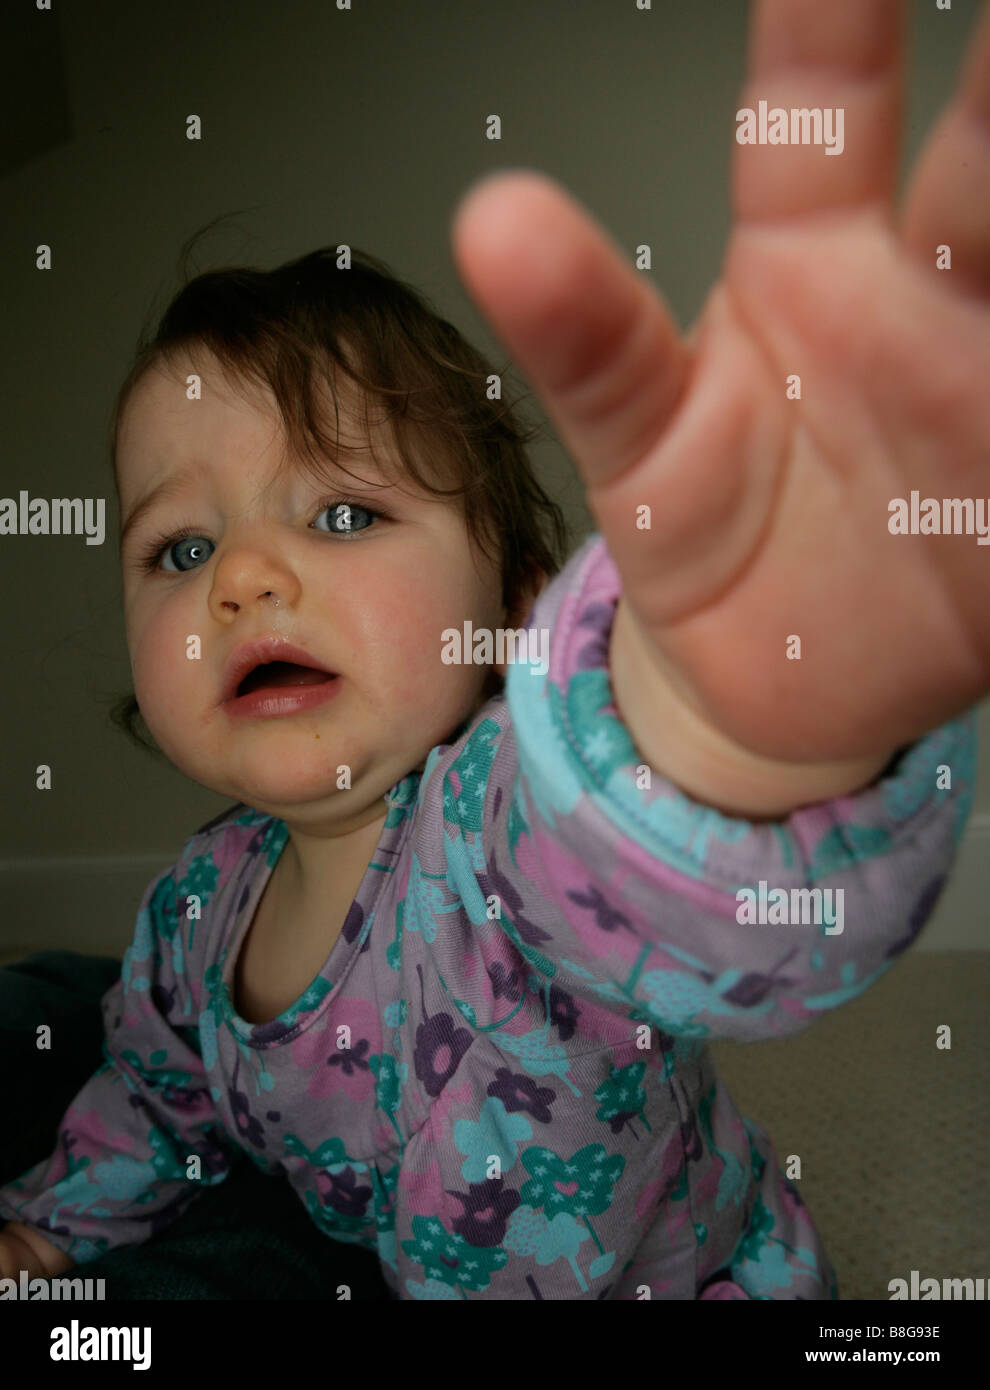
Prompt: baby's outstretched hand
<box><xmin>452</xmin><ymin>0</ymin><xmax>990</xmax><ymax>779</ymax></box>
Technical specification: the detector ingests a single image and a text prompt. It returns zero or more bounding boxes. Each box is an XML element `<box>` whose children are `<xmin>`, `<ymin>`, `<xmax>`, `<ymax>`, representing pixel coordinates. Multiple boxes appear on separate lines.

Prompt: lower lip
<box><xmin>222</xmin><ymin>676</ymin><xmax>341</xmax><ymax>720</ymax></box>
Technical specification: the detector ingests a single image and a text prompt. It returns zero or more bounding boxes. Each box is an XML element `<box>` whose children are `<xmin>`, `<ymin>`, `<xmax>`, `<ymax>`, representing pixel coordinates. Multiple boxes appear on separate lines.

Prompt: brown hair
<box><xmin>107</xmin><ymin>239</ymin><xmax>570</xmax><ymax>757</ymax></box>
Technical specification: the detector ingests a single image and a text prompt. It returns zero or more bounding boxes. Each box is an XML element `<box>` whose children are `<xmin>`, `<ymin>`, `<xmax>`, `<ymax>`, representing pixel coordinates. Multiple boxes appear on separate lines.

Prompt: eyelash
<box><xmin>135</xmin><ymin>498</ymin><xmax>388</xmax><ymax>574</ymax></box>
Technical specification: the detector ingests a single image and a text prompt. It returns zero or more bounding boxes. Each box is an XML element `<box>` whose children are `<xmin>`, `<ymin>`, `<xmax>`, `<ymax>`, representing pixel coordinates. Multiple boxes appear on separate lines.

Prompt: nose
<box><xmin>207</xmin><ymin>543</ymin><xmax>302</xmax><ymax>621</ymax></box>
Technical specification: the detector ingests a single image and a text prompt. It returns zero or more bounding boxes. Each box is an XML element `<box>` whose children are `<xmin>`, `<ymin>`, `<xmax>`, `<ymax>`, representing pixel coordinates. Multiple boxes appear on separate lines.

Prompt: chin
<box><xmin>175</xmin><ymin>756</ymin><xmax>339</xmax><ymax>812</ymax></box>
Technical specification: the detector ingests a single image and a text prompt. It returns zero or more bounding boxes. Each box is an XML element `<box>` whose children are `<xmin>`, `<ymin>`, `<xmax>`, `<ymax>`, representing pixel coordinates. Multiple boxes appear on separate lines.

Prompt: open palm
<box><xmin>452</xmin><ymin>0</ymin><xmax>990</xmax><ymax>764</ymax></box>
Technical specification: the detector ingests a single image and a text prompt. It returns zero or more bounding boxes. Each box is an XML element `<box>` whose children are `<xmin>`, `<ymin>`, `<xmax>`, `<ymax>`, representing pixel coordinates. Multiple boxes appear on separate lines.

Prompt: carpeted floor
<box><xmin>1</xmin><ymin>946</ymin><xmax>985</xmax><ymax>1301</ymax></box>
<box><xmin>709</xmin><ymin>951</ymin><xmax>990</xmax><ymax>1301</ymax></box>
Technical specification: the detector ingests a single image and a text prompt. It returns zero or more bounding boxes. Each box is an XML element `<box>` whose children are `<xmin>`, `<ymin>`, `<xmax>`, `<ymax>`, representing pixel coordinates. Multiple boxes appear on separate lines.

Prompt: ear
<box><xmin>492</xmin><ymin>572</ymin><xmax>548</xmax><ymax>680</ymax></box>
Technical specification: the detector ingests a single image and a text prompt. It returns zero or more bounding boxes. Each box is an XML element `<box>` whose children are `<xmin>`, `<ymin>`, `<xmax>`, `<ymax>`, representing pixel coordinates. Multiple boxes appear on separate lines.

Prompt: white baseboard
<box><xmin>0</xmin><ymin>815</ymin><xmax>988</xmax><ymax>959</ymax></box>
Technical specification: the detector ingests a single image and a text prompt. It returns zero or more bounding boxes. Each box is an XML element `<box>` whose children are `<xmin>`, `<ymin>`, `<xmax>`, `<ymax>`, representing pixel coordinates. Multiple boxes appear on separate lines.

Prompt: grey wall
<box><xmin>1</xmin><ymin>0</ymin><xmax>987</xmax><ymax>954</ymax></box>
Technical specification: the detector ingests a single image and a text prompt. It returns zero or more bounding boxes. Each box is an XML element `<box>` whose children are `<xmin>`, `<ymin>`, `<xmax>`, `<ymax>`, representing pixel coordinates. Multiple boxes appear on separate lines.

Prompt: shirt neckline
<box><xmin>219</xmin><ymin>773</ymin><xmax>420</xmax><ymax>1046</ymax></box>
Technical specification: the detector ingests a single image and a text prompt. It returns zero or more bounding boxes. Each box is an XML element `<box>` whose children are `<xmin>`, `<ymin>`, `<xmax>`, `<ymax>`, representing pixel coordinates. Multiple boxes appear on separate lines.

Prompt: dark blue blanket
<box><xmin>0</xmin><ymin>951</ymin><xmax>393</xmax><ymax>1300</ymax></box>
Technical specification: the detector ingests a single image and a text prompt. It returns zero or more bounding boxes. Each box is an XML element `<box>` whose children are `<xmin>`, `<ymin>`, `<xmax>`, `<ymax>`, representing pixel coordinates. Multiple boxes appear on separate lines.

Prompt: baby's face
<box><xmin>116</xmin><ymin>352</ymin><xmax>507</xmax><ymax>828</ymax></box>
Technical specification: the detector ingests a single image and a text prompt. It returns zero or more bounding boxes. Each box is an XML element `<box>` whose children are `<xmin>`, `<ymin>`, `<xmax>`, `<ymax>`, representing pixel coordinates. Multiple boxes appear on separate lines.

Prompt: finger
<box><xmin>900</xmin><ymin>2</ymin><xmax>990</xmax><ymax>300</ymax></box>
<box><xmin>734</xmin><ymin>0</ymin><xmax>905</xmax><ymax>223</ymax></box>
<box><xmin>450</xmin><ymin>170</ymin><xmax>686</xmax><ymax>492</ymax></box>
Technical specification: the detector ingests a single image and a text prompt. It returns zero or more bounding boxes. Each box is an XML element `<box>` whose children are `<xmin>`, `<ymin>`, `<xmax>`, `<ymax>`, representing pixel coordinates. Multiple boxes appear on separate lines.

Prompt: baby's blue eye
<box><xmin>313</xmin><ymin>503</ymin><xmax>375</xmax><ymax>537</ymax></box>
<box><xmin>163</xmin><ymin>536</ymin><xmax>215</xmax><ymax>572</ymax></box>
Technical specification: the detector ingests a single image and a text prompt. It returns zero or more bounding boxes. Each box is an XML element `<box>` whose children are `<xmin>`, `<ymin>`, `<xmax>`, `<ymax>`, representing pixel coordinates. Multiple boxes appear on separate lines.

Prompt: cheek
<box><xmin>127</xmin><ymin>602</ymin><xmax>197</xmax><ymax>715</ymax></box>
<box><xmin>352</xmin><ymin>557</ymin><xmax>445</xmax><ymax>641</ymax></box>
<box><xmin>349</xmin><ymin>564</ymin><xmax>482</xmax><ymax>706</ymax></box>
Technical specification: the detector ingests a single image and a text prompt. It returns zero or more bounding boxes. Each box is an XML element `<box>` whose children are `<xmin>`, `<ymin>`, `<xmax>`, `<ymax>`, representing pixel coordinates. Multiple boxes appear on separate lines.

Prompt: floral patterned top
<box><xmin>0</xmin><ymin>532</ymin><xmax>977</xmax><ymax>1299</ymax></box>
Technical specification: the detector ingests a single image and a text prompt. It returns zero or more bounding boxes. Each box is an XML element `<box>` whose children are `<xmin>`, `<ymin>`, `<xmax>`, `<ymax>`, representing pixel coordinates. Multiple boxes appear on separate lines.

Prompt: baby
<box><xmin>2</xmin><ymin>2</ymin><xmax>989</xmax><ymax>1299</ymax></box>
<box><xmin>0</xmin><ymin>239</ymin><xmax>975</xmax><ymax>1300</ymax></box>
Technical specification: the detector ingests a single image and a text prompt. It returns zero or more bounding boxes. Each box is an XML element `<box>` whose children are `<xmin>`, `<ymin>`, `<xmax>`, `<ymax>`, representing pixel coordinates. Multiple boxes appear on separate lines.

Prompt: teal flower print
<box><xmin>401</xmin><ymin>1214</ymin><xmax>508</xmax><ymax>1296</ymax></box>
<box><xmin>519</xmin><ymin>1142</ymin><xmax>624</xmax><ymax>1222</ymax></box>
<box><xmin>453</xmin><ymin>1095</ymin><xmax>533</xmax><ymax>1182</ymax></box>
<box><xmin>563</xmin><ymin>669</ymin><xmax>638</xmax><ymax>789</ymax></box>
<box><xmin>177</xmin><ymin>853</ymin><xmax>220</xmax><ymax>951</ymax></box>
<box><xmin>502</xmin><ymin>1205</ymin><xmax>598</xmax><ymax>1293</ymax></box>
<box><xmin>443</xmin><ymin>717</ymin><xmax>500</xmax><ymax>831</ymax></box>
<box><xmin>594</xmin><ymin>1060</ymin><xmax>653</xmax><ymax>1140</ymax></box>
<box><xmin>264</xmin><ymin>821</ymin><xmax>289</xmax><ymax>867</ymax></box>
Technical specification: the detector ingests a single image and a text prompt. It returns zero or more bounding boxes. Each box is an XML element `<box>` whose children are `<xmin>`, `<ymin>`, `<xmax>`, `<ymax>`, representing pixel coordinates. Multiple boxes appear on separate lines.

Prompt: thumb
<box><xmin>451</xmin><ymin>169</ymin><xmax>687</xmax><ymax>494</ymax></box>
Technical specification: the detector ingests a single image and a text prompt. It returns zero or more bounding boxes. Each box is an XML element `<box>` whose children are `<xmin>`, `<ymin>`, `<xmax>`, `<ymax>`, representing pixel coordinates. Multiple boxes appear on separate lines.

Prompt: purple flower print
<box><xmin>343</xmin><ymin>899</ymin><xmax>365</xmax><ymax>946</ymax></box>
<box><xmin>448</xmin><ymin>1177</ymin><xmax>521</xmax><ymax>1247</ymax></box>
<box><xmin>487</xmin><ymin>959</ymin><xmax>525</xmax><ymax>1004</ymax></box>
<box><xmin>566</xmin><ymin>882</ymin><xmax>632</xmax><ymax>937</ymax></box>
<box><xmin>413</xmin><ymin>964</ymin><xmax>473</xmax><ymax>1098</ymax></box>
<box><xmin>479</xmin><ymin>853</ymin><xmax>554</xmax><ymax>951</ymax></box>
<box><xmin>315</xmin><ymin>1166</ymin><xmax>374</xmax><ymax>1219</ymax></box>
<box><xmin>327</xmin><ymin>1035</ymin><xmax>372</xmax><ymax>1078</ymax></box>
<box><xmin>546</xmin><ymin>985</ymin><xmax>580</xmax><ymax>1043</ymax></box>
<box><xmin>487</xmin><ymin>1068</ymin><xmax>557</xmax><ymax>1124</ymax></box>
<box><xmin>228</xmin><ymin>1083</ymin><xmax>266</xmax><ymax>1150</ymax></box>
<box><xmin>575</xmin><ymin>600</ymin><xmax>616</xmax><ymax>671</ymax></box>
<box><xmin>884</xmin><ymin>875</ymin><xmax>946</xmax><ymax>959</ymax></box>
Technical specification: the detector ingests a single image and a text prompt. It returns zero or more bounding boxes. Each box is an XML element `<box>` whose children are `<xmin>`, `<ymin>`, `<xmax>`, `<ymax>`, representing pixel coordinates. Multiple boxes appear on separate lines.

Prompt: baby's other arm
<box><xmin>0</xmin><ymin>1221</ymin><xmax>75</xmax><ymax>1279</ymax></box>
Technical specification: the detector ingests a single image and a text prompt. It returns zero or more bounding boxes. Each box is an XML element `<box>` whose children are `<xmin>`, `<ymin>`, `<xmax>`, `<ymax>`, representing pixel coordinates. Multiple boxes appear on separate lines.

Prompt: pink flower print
<box><xmin>290</xmin><ymin>995</ymin><xmax>381</xmax><ymax>1102</ymax></box>
<box><xmin>397</xmin><ymin>1157</ymin><xmax>447</xmax><ymax>1217</ymax></box>
<box><xmin>209</xmin><ymin>827</ymin><xmax>266</xmax><ymax>887</ymax></box>
<box><xmin>67</xmin><ymin>1107</ymin><xmax>139</xmax><ymax>1157</ymax></box>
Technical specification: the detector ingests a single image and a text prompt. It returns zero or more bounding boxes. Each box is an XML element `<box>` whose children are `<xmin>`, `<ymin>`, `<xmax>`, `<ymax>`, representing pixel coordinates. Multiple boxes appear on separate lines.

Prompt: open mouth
<box><xmin>235</xmin><ymin>660</ymin><xmax>336</xmax><ymax>698</ymax></box>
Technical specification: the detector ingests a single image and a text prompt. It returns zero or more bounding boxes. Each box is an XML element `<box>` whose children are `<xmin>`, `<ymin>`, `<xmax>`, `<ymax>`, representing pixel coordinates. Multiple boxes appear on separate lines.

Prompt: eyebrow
<box><xmin>119</xmin><ymin>463</ymin><xmax>202</xmax><ymax>553</ymax></box>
